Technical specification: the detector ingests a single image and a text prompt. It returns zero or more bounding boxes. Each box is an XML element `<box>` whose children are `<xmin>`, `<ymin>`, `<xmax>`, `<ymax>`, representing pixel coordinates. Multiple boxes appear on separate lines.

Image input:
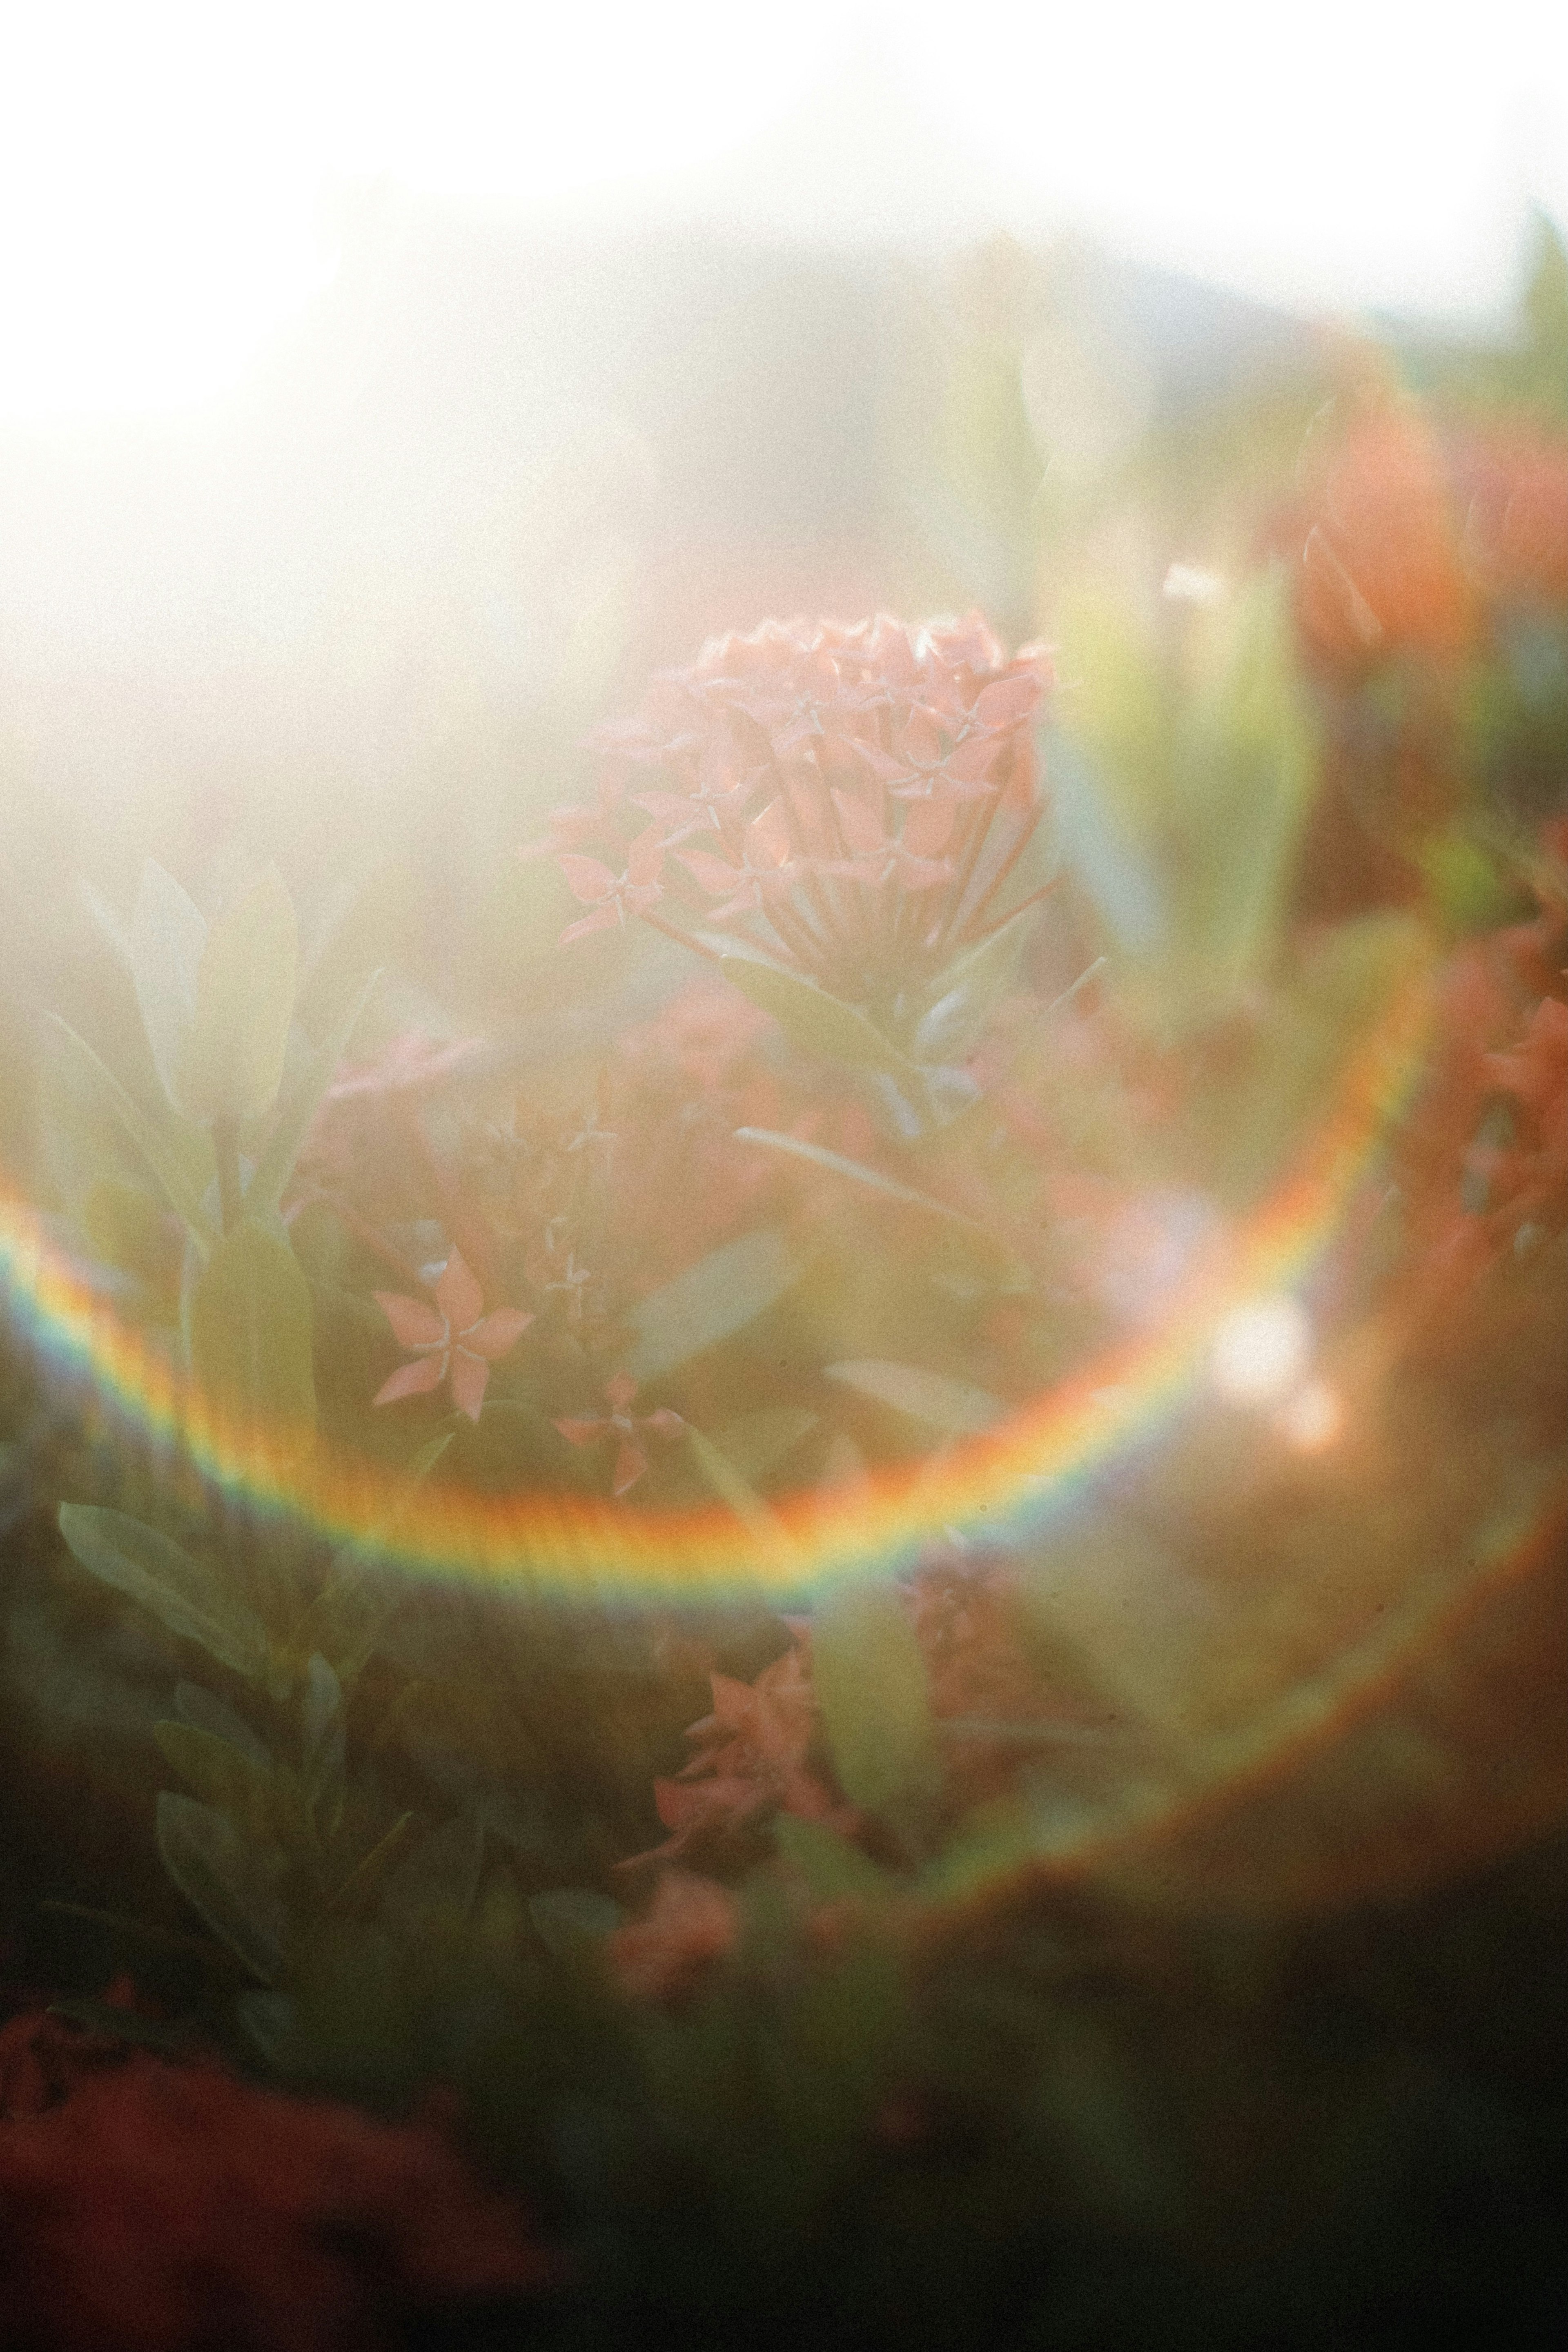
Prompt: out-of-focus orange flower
<box><xmin>1454</xmin><ymin>430</ymin><xmax>1568</xmax><ymax>609</ymax></box>
<box><xmin>0</xmin><ymin>2022</ymin><xmax>553</xmax><ymax>2349</ymax></box>
<box><xmin>1296</xmin><ymin>408</ymin><xmax>1475</xmax><ymax>669</ymax></box>
<box><xmin>606</xmin><ymin>1869</ymin><xmax>739</xmax><ymax>2005</ymax></box>
<box><xmin>373</xmin><ymin>1248</ymin><xmax>531</xmax><ymax>1421</ymax></box>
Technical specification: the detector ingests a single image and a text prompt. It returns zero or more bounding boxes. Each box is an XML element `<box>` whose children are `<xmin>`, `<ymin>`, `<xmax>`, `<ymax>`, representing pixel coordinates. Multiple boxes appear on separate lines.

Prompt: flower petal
<box><xmin>465</xmin><ymin>1306</ymin><xmax>533</xmax><ymax>1360</ymax></box>
<box><xmin>561</xmin><ymin>906</ymin><xmax>621</xmax><ymax>942</ymax></box>
<box><xmin>557</xmin><ymin>853</ymin><xmax>617</xmax><ymax>905</ymax></box>
<box><xmin>374</xmin><ymin>1293</ymin><xmax>446</xmax><ymax>1350</ymax></box>
<box><xmin>604</xmin><ymin>1371</ymin><xmax>638</xmax><ymax>1412</ymax></box>
<box><xmin>373</xmin><ymin>1355</ymin><xmax>447</xmax><ymax>1406</ymax></box>
<box><xmin>642</xmin><ymin>1408</ymin><xmax>686</xmax><ymax>1439</ymax></box>
<box><xmin>435</xmin><ymin>1250</ymin><xmax>484</xmax><ymax>1335</ymax></box>
<box><xmin>971</xmin><ymin>670</ymin><xmax>1039</xmax><ymax>731</ymax></box>
<box><xmin>449</xmin><ymin>1348</ymin><xmax>489</xmax><ymax>1422</ymax></box>
<box><xmin>679</xmin><ymin>848</ymin><xmax>744</xmax><ymax>895</ymax></box>
<box><xmin>552</xmin><ymin>1417</ymin><xmax>606</xmax><ymax>1448</ymax></box>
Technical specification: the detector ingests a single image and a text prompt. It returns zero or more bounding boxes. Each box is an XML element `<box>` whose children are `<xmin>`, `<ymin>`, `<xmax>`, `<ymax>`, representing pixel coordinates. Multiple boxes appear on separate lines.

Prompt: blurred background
<box><xmin>1</xmin><ymin>1</ymin><xmax>1564</xmax><ymax>1055</ymax></box>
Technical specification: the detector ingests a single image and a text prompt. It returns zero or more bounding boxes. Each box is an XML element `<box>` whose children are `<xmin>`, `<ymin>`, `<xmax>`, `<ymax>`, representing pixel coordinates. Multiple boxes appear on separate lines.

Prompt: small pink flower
<box><xmin>373</xmin><ymin>1250</ymin><xmax>532</xmax><ymax>1422</ymax></box>
<box><xmin>557</xmin><ymin>825</ymin><xmax>666</xmax><ymax>943</ymax></box>
<box><xmin>553</xmin><ymin>1371</ymin><xmax>685</xmax><ymax>1497</ymax></box>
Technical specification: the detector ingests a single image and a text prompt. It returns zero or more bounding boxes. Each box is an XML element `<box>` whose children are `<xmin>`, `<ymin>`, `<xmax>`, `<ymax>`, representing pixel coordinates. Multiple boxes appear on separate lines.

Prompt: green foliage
<box><xmin>626</xmin><ymin>1225</ymin><xmax>802</xmax><ymax>1383</ymax></box>
<box><xmin>57</xmin><ymin>1505</ymin><xmax>274</xmax><ymax>1686</ymax></box>
<box><xmin>129</xmin><ymin>859</ymin><xmax>207</xmax><ymax>1112</ymax></box>
<box><xmin>911</xmin><ymin>896</ymin><xmax>1042</xmax><ymax>1060</ymax></box>
<box><xmin>773</xmin><ymin>1813</ymin><xmax>895</xmax><ymax>1904</ymax></box>
<box><xmin>719</xmin><ymin>949</ymin><xmax>913</xmax><ymax>1073</ymax></box>
<box><xmin>176</xmin><ymin>866</ymin><xmax>299</xmax><ymax>1123</ymax></box>
<box><xmin>1054</xmin><ymin>568</ymin><xmax>1317</xmax><ymax>1029</ymax></box>
<box><xmin>154</xmin><ymin>1719</ymin><xmax>311</xmax><ymax>1866</ymax></box>
<box><xmin>189</xmin><ymin>1218</ymin><xmax>317</xmax><ymax>1433</ymax></box>
<box><xmin>47</xmin><ymin>1014</ymin><xmax>215</xmax><ymax>1245</ymax></box>
<box><xmin>735</xmin><ymin>1127</ymin><xmax>991</xmax><ymax>1239</ymax></box>
<box><xmin>246</xmin><ymin>965</ymin><xmax>379</xmax><ymax>1216</ymax></box>
<box><xmin>812</xmin><ymin>1582</ymin><xmax>940</xmax><ymax>1818</ymax></box>
<box><xmin>155</xmin><ymin>1791</ymin><xmax>289</xmax><ymax>1983</ymax></box>
<box><xmin>825</xmin><ymin>1358</ymin><xmax>1002</xmax><ymax>1434</ymax></box>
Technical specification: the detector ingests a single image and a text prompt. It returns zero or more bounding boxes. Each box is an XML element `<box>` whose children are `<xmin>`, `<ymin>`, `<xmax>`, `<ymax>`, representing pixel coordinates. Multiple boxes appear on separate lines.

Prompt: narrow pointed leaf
<box><xmin>710</xmin><ymin>1407</ymin><xmax>817</xmax><ymax>1482</ymax></box>
<box><xmin>177</xmin><ymin>866</ymin><xmax>299</xmax><ymax>1122</ymax></box>
<box><xmin>627</xmin><ymin>1225</ymin><xmax>801</xmax><ymax>1383</ymax></box>
<box><xmin>323</xmin><ymin>1813</ymin><xmax>417</xmax><ymax>1919</ymax></box>
<box><xmin>914</xmin><ymin>896</ymin><xmax>1043</xmax><ymax>1059</ymax></box>
<box><xmin>155</xmin><ymin>1792</ymin><xmax>288</xmax><ymax>1983</ymax></box>
<box><xmin>154</xmin><ymin>1721</ymin><xmax>282</xmax><ymax>1845</ymax></box>
<box><xmin>189</xmin><ymin>1218</ymin><xmax>316</xmax><ymax>1433</ymax></box>
<box><xmin>825</xmin><ymin>1359</ymin><xmax>1002</xmax><ymax>1434</ymax></box>
<box><xmin>773</xmin><ymin>1813</ymin><xmax>894</xmax><ymax>1904</ymax></box>
<box><xmin>719</xmin><ymin>952</ymin><xmax>911</xmax><ymax>1073</ymax></box>
<box><xmin>58</xmin><ymin>1505</ymin><xmax>272</xmax><ymax>1684</ymax></box>
<box><xmin>684</xmin><ymin>1423</ymin><xmax>780</xmax><ymax>1535</ymax></box>
<box><xmin>379</xmin><ymin>1815</ymin><xmax>485</xmax><ymax>1937</ymax></box>
<box><xmin>174</xmin><ymin>1680</ymin><xmax>271</xmax><ymax>1770</ymax></box>
<box><xmin>129</xmin><ymin>860</ymin><xmax>207</xmax><ymax>1108</ymax></box>
<box><xmin>247</xmin><ymin>965</ymin><xmax>382</xmax><ymax>1216</ymax></box>
<box><xmin>47</xmin><ymin>1016</ymin><xmax>214</xmax><ymax>1247</ymax></box>
<box><xmin>735</xmin><ymin>1126</ymin><xmax>991</xmax><ymax>1237</ymax></box>
<box><xmin>812</xmin><ymin>1582</ymin><xmax>940</xmax><ymax>1816</ymax></box>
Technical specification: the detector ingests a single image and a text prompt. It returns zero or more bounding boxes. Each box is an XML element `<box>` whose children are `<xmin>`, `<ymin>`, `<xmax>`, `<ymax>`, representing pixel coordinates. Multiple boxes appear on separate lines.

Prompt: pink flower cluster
<box><xmin>530</xmin><ymin>613</ymin><xmax>1051</xmax><ymax>1004</ymax></box>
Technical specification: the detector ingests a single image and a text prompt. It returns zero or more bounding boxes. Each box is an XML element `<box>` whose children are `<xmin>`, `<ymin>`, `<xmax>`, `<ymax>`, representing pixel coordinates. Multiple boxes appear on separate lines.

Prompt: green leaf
<box><xmin>734</xmin><ymin>1127</ymin><xmax>993</xmax><ymax>1239</ymax></box>
<box><xmin>684</xmin><ymin>1423</ymin><xmax>779</xmax><ymax>1535</ymax></box>
<box><xmin>47</xmin><ymin>1016</ymin><xmax>214</xmax><ymax>1247</ymax></box>
<box><xmin>189</xmin><ymin>1218</ymin><xmax>316</xmax><ymax>1432</ymax></box>
<box><xmin>528</xmin><ymin>1887</ymin><xmax>622</xmax><ymax>1960</ymax></box>
<box><xmin>177</xmin><ymin>866</ymin><xmax>298</xmax><ymax>1123</ymax></box>
<box><xmin>379</xmin><ymin>1815</ymin><xmax>484</xmax><ymax>1938</ymax></box>
<box><xmin>58</xmin><ymin>1505</ymin><xmax>272</xmax><ymax>1684</ymax></box>
<box><xmin>288</xmin><ymin>1432</ymin><xmax>452</xmax><ymax>1683</ymax></box>
<box><xmin>824</xmin><ymin>1359</ymin><xmax>1002</xmax><ymax>1434</ymax></box>
<box><xmin>719</xmin><ymin>952</ymin><xmax>909</xmax><ymax>1074</ymax></box>
<box><xmin>155</xmin><ymin>1791</ymin><xmax>288</xmax><ymax>1983</ymax></box>
<box><xmin>236</xmin><ymin>1990</ymin><xmax>298</xmax><ymax>2063</ymax></box>
<box><xmin>247</xmin><ymin>965</ymin><xmax>381</xmax><ymax>1218</ymax></box>
<box><xmin>129</xmin><ymin>860</ymin><xmax>207</xmax><ymax>1109</ymax></box>
<box><xmin>1173</xmin><ymin>567</ymin><xmax>1316</xmax><ymax>997</ymax></box>
<box><xmin>174</xmin><ymin>1680</ymin><xmax>270</xmax><ymax>1769</ymax></box>
<box><xmin>302</xmin><ymin>1653</ymin><xmax>346</xmax><ymax>1835</ymax></box>
<box><xmin>773</xmin><ymin>1814</ymin><xmax>893</xmax><ymax>1904</ymax></box>
<box><xmin>811</xmin><ymin>1582</ymin><xmax>939</xmax><ymax>1816</ymax></box>
<box><xmin>913</xmin><ymin>896</ymin><xmax>1043</xmax><ymax>1060</ymax></box>
<box><xmin>323</xmin><ymin>1813</ymin><xmax>417</xmax><ymax>1920</ymax></box>
<box><xmin>710</xmin><ymin>1407</ymin><xmax>817</xmax><ymax>1482</ymax></box>
<box><xmin>154</xmin><ymin>1721</ymin><xmax>285</xmax><ymax>1845</ymax></box>
<box><xmin>626</xmin><ymin>1225</ymin><xmax>802</xmax><ymax>1383</ymax></box>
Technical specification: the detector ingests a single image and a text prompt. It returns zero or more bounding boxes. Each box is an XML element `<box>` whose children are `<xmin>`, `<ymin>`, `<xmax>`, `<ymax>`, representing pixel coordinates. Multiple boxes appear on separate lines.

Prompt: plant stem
<box><xmin>213</xmin><ymin>1116</ymin><xmax>243</xmax><ymax>1234</ymax></box>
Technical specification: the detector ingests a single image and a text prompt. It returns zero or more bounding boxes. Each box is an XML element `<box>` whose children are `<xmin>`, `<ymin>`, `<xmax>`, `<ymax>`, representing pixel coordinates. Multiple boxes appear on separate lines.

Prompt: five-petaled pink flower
<box><xmin>553</xmin><ymin>1371</ymin><xmax>685</xmax><ymax>1496</ymax></box>
<box><xmin>557</xmin><ymin>825</ymin><xmax>666</xmax><ymax>943</ymax></box>
<box><xmin>373</xmin><ymin>1250</ymin><xmax>532</xmax><ymax>1422</ymax></box>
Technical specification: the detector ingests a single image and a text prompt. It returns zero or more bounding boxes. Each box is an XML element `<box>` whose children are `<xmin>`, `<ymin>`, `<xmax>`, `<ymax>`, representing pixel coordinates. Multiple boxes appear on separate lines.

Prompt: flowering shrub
<box><xmin>11</xmin><ymin>332</ymin><xmax>1567</xmax><ymax>2340</ymax></box>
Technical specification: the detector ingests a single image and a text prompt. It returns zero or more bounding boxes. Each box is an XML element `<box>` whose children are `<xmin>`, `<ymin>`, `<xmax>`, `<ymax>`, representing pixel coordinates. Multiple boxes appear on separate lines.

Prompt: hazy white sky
<box><xmin>2</xmin><ymin>0</ymin><xmax>1565</xmax><ymax>418</ymax></box>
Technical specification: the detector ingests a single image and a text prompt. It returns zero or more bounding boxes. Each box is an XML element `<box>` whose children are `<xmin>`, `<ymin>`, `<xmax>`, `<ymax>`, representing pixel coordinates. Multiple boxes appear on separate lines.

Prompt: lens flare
<box><xmin>0</xmin><ymin>956</ymin><xmax>1433</xmax><ymax>1613</ymax></box>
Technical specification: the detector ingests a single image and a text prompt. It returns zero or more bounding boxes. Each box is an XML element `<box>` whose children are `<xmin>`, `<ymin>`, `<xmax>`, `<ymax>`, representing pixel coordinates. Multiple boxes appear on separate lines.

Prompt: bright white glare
<box><xmin>2</xmin><ymin>2</ymin><xmax>1566</xmax><ymax>419</ymax></box>
<box><xmin>1163</xmin><ymin>564</ymin><xmax>1227</xmax><ymax>607</ymax></box>
<box><xmin>1274</xmin><ymin>1379</ymin><xmax>1344</xmax><ymax>1453</ymax></box>
<box><xmin>1210</xmin><ymin>1295</ymin><xmax>1312</xmax><ymax>1406</ymax></box>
